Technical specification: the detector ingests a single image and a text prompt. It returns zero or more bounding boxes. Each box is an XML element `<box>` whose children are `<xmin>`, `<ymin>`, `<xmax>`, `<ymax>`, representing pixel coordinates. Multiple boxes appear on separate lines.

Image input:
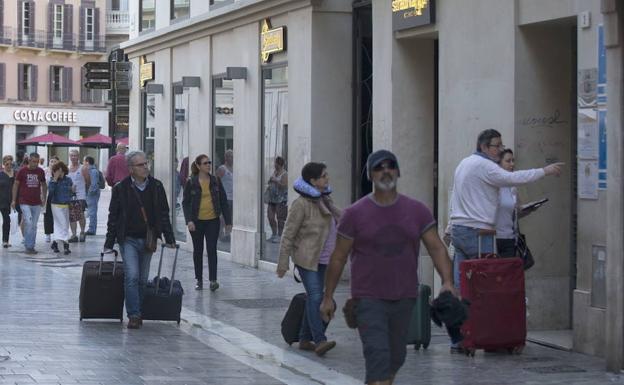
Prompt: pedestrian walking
<box><xmin>11</xmin><ymin>152</ymin><xmax>47</xmax><ymax>254</ymax></box>
<box><xmin>182</xmin><ymin>154</ymin><xmax>232</xmax><ymax>291</ymax></box>
<box><xmin>105</xmin><ymin>143</ymin><xmax>129</xmax><ymax>187</ymax></box>
<box><xmin>67</xmin><ymin>149</ymin><xmax>89</xmax><ymax>243</ymax></box>
<box><xmin>277</xmin><ymin>162</ymin><xmax>341</xmax><ymax>356</ymax></box>
<box><xmin>104</xmin><ymin>150</ymin><xmax>176</xmax><ymax>329</ymax></box>
<box><xmin>320</xmin><ymin>150</ymin><xmax>455</xmax><ymax>385</ymax></box>
<box><xmin>48</xmin><ymin>161</ymin><xmax>73</xmax><ymax>255</ymax></box>
<box><xmin>265</xmin><ymin>156</ymin><xmax>288</xmax><ymax>243</ymax></box>
<box><xmin>447</xmin><ymin>129</ymin><xmax>563</xmax><ymax>351</ymax></box>
<box><xmin>44</xmin><ymin>156</ymin><xmax>59</xmax><ymax>245</ymax></box>
<box><xmin>0</xmin><ymin>155</ymin><xmax>15</xmax><ymax>248</ymax></box>
<box><xmin>84</xmin><ymin>156</ymin><xmax>100</xmax><ymax>236</ymax></box>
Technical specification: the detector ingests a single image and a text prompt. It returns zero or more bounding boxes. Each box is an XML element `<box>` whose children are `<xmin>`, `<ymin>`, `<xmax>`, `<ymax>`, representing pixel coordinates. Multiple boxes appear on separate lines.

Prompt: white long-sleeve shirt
<box><xmin>450</xmin><ymin>153</ymin><xmax>545</xmax><ymax>230</ymax></box>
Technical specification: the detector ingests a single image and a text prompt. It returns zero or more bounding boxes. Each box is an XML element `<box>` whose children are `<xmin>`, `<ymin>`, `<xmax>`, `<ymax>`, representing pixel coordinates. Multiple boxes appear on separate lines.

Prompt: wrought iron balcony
<box><xmin>0</xmin><ymin>26</ymin><xmax>12</xmax><ymax>45</ymax></box>
<box><xmin>16</xmin><ymin>29</ymin><xmax>46</xmax><ymax>49</ymax></box>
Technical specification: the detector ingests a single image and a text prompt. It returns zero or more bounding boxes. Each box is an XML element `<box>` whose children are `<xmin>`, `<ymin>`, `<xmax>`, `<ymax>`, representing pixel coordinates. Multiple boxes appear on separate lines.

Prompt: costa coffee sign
<box><xmin>13</xmin><ymin>109</ymin><xmax>78</xmax><ymax>123</ymax></box>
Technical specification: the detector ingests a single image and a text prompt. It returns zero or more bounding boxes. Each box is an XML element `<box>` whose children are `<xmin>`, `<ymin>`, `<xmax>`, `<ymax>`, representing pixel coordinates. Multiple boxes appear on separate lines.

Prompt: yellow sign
<box><xmin>392</xmin><ymin>0</ymin><xmax>428</xmax><ymax>15</ymax></box>
<box><xmin>139</xmin><ymin>55</ymin><xmax>154</xmax><ymax>88</ymax></box>
<box><xmin>261</xmin><ymin>19</ymin><xmax>286</xmax><ymax>63</ymax></box>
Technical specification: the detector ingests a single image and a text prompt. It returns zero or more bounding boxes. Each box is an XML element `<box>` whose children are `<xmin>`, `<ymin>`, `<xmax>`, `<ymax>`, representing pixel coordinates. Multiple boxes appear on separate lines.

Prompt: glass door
<box><xmin>261</xmin><ymin>65</ymin><xmax>289</xmax><ymax>263</ymax></box>
<box><xmin>172</xmin><ymin>83</ymin><xmax>189</xmax><ymax>242</ymax></box>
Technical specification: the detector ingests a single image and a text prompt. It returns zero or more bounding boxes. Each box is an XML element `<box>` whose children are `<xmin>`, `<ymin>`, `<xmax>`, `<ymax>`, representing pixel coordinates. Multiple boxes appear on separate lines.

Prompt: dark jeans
<box><xmin>497</xmin><ymin>238</ymin><xmax>516</xmax><ymax>258</ymax></box>
<box><xmin>0</xmin><ymin>208</ymin><xmax>9</xmax><ymax>243</ymax></box>
<box><xmin>44</xmin><ymin>196</ymin><xmax>53</xmax><ymax>235</ymax></box>
<box><xmin>190</xmin><ymin>218</ymin><xmax>220</xmax><ymax>282</ymax></box>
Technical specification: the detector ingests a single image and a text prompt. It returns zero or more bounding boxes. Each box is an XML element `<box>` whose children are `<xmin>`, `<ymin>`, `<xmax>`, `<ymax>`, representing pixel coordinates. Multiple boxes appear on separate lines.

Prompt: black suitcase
<box><xmin>79</xmin><ymin>250</ymin><xmax>124</xmax><ymax>321</ymax></box>
<box><xmin>142</xmin><ymin>244</ymin><xmax>183</xmax><ymax>324</ymax></box>
<box><xmin>281</xmin><ymin>293</ymin><xmax>334</xmax><ymax>345</ymax></box>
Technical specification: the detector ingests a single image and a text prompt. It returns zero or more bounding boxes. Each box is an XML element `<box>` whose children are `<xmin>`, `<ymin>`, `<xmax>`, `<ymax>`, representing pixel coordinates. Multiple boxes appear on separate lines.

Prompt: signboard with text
<box><xmin>392</xmin><ymin>0</ymin><xmax>435</xmax><ymax>31</ymax></box>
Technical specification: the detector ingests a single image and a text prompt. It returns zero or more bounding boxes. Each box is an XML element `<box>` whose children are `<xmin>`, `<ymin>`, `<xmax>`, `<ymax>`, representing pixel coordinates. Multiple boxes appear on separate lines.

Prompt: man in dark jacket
<box><xmin>103</xmin><ymin>150</ymin><xmax>176</xmax><ymax>329</ymax></box>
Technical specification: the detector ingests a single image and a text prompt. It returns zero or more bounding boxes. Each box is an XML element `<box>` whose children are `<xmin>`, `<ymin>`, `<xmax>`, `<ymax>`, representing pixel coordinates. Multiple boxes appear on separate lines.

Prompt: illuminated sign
<box><xmin>140</xmin><ymin>55</ymin><xmax>155</xmax><ymax>88</ymax></box>
<box><xmin>392</xmin><ymin>0</ymin><xmax>435</xmax><ymax>31</ymax></box>
<box><xmin>13</xmin><ymin>109</ymin><xmax>78</xmax><ymax>123</ymax></box>
<box><xmin>261</xmin><ymin>19</ymin><xmax>286</xmax><ymax>63</ymax></box>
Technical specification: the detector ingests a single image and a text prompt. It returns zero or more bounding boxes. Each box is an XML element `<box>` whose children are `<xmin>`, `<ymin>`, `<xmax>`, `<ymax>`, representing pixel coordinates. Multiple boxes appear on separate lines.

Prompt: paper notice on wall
<box><xmin>578</xmin><ymin>108</ymin><xmax>598</xmax><ymax>159</ymax></box>
<box><xmin>578</xmin><ymin>159</ymin><xmax>599</xmax><ymax>200</ymax></box>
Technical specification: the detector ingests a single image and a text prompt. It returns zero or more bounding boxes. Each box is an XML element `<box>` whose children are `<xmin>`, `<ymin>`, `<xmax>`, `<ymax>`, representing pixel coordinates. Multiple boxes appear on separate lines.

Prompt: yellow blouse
<box><xmin>198</xmin><ymin>179</ymin><xmax>217</xmax><ymax>220</ymax></box>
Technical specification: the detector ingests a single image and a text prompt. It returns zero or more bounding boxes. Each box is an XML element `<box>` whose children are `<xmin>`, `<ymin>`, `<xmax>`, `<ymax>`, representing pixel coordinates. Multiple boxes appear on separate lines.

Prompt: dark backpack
<box><xmin>97</xmin><ymin>170</ymin><xmax>105</xmax><ymax>189</ymax></box>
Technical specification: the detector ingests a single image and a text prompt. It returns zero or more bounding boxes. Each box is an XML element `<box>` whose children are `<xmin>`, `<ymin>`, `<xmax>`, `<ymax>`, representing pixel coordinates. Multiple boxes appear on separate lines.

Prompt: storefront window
<box><xmin>261</xmin><ymin>65</ymin><xmax>288</xmax><ymax>263</ymax></box>
<box><xmin>172</xmin><ymin>85</ymin><xmax>189</xmax><ymax>242</ymax></box>
<box><xmin>142</xmin><ymin>92</ymin><xmax>156</xmax><ymax>174</ymax></box>
<box><xmin>214</xmin><ymin>78</ymin><xmax>234</xmax><ymax>253</ymax></box>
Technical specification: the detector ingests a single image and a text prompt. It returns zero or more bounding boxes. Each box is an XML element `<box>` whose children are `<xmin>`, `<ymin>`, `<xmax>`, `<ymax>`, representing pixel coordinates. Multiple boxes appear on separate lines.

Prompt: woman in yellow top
<box><xmin>182</xmin><ymin>154</ymin><xmax>232</xmax><ymax>291</ymax></box>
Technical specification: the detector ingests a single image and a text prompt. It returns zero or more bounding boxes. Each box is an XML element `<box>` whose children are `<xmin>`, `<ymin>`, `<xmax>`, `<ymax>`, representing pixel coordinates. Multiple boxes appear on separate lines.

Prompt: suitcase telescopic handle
<box><xmin>155</xmin><ymin>244</ymin><xmax>180</xmax><ymax>295</ymax></box>
<box><xmin>477</xmin><ymin>229</ymin><xmax>497</xmax><ymax>258</ymax></box>
<box><xmin>98</xmin><ymin>249</ymin><xmax>119</xmax><ymax>277</ymax></box>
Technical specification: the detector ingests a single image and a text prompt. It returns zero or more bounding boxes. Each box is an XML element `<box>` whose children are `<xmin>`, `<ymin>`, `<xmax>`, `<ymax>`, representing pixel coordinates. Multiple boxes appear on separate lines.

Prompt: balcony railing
<box><xmin>106</xmin><ymin>10</ymin><xmax>130</xmax><ymax>34</ymax></box>
<box><xmin>3</xmin><ymin>27</ymin><xmax>106</xmax><ymax>53</ymax></box>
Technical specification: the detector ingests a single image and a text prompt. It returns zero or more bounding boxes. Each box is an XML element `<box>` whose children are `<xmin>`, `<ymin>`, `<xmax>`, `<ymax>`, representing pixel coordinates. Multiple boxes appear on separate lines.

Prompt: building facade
<box><xmin>122</xmin><ymin>0</ymin><xmax>624</xmax><ymax>369</ymax></box>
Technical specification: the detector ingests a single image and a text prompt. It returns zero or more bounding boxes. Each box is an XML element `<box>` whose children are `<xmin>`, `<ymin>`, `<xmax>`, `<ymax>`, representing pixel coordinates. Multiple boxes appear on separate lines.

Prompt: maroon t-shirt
<box><xmin>16</xmin><ymin>167</ymin><xmax>45</xmax><ymax>205</ymax></box>
<box><xmin>337</xmin><ymin>194</ymin><xmax>436</xmax><ymax>300</ymax></box>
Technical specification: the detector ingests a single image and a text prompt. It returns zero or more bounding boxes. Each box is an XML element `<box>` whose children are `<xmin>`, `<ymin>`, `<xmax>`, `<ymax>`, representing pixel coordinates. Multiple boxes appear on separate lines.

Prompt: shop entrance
<box><xmin>515</xmin><ymin>20</ymin><xmax>578</xmax><ymax>349</ymax></box>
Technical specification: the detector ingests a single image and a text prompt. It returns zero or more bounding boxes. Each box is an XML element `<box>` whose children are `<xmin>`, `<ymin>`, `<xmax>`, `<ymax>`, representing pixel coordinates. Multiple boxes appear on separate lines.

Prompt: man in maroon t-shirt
<box><xmin>11</xmin><ymin>152</ymin><xmax>47</xmax><ymax>254</ymax></box>
<box><xmin>106</xmin><ymin>143</ymin><xmax>129</xmax><ymax>187</ymax></box>
<box><xmin>320</xmin><ymin>150</ymin><xmax>455</xmax><ymax>385</ymax></box>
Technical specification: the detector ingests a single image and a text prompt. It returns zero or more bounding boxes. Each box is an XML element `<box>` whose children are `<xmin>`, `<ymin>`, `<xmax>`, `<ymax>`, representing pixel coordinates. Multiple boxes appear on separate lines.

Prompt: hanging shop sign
<box><xmin>13</xmin><ymin>109</ymin><xmax>78</xmax><ymax>123</ymax></box>
<box><xmin>261</xmin><ymin>19</ymin><xmax>286</xmax><ymax>63</ymax></box>
<box><xmin>140</xmin><ymin>55</ymin><xmax>155</xmax><ymax>88</ymax></box>
<box><xmin>392</xmin><ymin>0</ymin><xmax>435</xmax><ymax>31</ymax></box>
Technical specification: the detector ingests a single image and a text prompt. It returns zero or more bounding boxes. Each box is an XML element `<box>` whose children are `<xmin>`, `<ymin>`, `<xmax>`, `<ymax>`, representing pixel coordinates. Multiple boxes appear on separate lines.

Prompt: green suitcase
<box><xmin>406</xmin><ymin>284</ymin><xmax>432</xmax><ymax>350</ymax></box>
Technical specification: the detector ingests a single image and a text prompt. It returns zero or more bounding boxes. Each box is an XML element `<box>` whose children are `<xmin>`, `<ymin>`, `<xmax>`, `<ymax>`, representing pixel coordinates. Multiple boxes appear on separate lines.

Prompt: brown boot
<box><xmin>314</xmin><ymin>340</ymin><xmax>336</xmax><ymax>357</ymax></box>
<box><xmin>127</xmin><ymin>317</ymin><xmax>142</xmax><ymax>329</ymax></box>
<box><xmin>298</xmin><ymin>341</ymin><xmax>316</xmax><ymax>351</ymax></box>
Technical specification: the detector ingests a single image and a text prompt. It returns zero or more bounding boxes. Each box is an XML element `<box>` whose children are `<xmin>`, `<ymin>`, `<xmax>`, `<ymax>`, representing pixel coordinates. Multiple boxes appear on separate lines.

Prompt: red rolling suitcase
<box><xmin>459</xmin><ymin>229</ymin><xmax>526</xmax><ymax>356</ymax></box>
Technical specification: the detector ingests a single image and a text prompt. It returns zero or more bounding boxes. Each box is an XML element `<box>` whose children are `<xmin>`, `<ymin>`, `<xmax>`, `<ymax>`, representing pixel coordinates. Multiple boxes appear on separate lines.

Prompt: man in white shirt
<box><xmin>447</xmin><ymin>129</ymin><xmax>563</xmax><ymax>351</ymax></box>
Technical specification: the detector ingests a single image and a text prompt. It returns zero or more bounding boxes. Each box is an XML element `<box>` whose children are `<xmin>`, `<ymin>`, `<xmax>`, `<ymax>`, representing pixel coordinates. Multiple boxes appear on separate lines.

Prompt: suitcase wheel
<box><xmin>508</xmin><ymin>345</ymin><xmax>524</xmax><ymax>355</ymax></box>
<box><xmin>80</xmin><ymin>317</ymin><xmax>83</xmax><ymax>321</ymax></box>
<box><xmin>414</xmin><ymin>343</ymin><xmax>421</xmax><ymax>350</ymax></box>
<box><xmin>177</xmin><ymin>319</ymin><xmax>180</xmax><ymax>325</ymax></box>
<box><xmin>422</xmin><ymin>342</ymin><xmax>429</xmax><ymax>349</ymax></box>
<box><xmin>465</xmin><ymin>348</ymin><xmax>476</xmax><ymax>357</ymax></box>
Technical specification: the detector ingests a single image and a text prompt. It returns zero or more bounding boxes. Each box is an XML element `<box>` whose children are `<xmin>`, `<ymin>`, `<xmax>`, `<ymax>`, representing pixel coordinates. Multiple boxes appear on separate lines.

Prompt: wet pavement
<box><xmin>1</xmin><ymin>189</ymin><xmax>623</xmax><ymax>384</ymax></box>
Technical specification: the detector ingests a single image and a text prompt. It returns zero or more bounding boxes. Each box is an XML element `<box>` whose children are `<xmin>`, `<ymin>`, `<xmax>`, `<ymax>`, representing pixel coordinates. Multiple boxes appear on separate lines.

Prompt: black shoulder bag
<box><xmin>132</xmin><ymin>185</ymin><xmax>158</xmax><ymax>253</ymax></box>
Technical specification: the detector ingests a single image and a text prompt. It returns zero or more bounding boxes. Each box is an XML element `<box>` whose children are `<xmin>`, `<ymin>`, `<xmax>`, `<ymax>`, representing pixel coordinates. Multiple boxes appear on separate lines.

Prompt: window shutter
<box><xmin>31</xmin><ymin>64</ymin><xmax>38</xmax><ymax>101</ymax></box>
<box><xmin>79</xmin><ymin>5</ymin><xmax>84</xmax><ymax>50</ymax></box>
<box><xmin>64</xmin><ymin>4</ymin><xmax>73</xmax><ymax>50</ymax></box>
<box><xmin>29</xmin><ymin>1</ymin><xmax>35</xmax><ymax>44</ymax></box>
<box><xmin>94</xmin><ymin>7</ymin><xmax>100</xmax><ymax>50</ymax></box>
<box><xmin>0</xmin><ymin>1</ymin><xmax>4</xmax><ymax>31</ymax></box>
<box><xmin>17</xmin><ymin>64</ymin><xmax>24</xmax><ymax>100</ymax></box>
<box><xmin>47</xmin><ymin>3</ymin><xmax>53</xmax><ymax>48</ymax></box>
<box><xmin>49</xmin><ymin>65</ymin><xmax>55</xmax><ymax>102</ymax></box>
<box><xmin>0</xmin><ymin>63</ymin><xmax>5</xmax><ymax>100</ymax></box>
<box><xmin>63</xmin><ymin>67</ymin><xmax>72</xmax><ymax>102</ymax></box>
<box><xmin>17</xmin><ymin>1</ymin><xmax>23</xmax><ymax>45</ymax></box>
<box><xmin>81</xmin><ymin>66</ymin><xmax>86</xmax><ymax>102</ymax></box>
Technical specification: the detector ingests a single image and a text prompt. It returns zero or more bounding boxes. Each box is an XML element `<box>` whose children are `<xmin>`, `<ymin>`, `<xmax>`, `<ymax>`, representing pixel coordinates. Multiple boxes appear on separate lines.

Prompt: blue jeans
<box><xmin>448</xmin><ymin>225</ymin><xmax>494</xmax><ymax>344</ymax></box>
<box><xmin>120</xmin><ymin>237</ymin><xmax>153</xmax><ymax>318</ymax></box>
<box><xmin>86</xmin><ymin>191</ymin><xmax>100</xmax><ymax>233</ymax></box>
<box><xmin>451</xmin><ymin>225</ymin><xmax>494</xmax><ymax>290</ymax></box>
<box><xmin>20</xmin><ymin>204</ymin><xmax>41</xmax><ymax>250</ymax></box>
<box><xmin>297</xmin><ymin>264</ymin><xmax>328</xmax><ymax>344</ymax></box>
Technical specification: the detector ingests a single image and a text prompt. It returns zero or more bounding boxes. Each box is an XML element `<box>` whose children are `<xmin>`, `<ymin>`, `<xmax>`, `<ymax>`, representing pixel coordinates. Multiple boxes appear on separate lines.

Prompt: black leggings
<box><xmin>0</xmin><ymin>208</ymin><xmax>9</xmax><ymax>243</ymax></box>
<box><xmin>191</xmin><ymin>218</ymin><xmax>221</xmax><ymax>282</ymax></box>
<box><xmin>44</xmin><ymin>196</ymin><xmax>53</xmax><ymax>235</ymax></box>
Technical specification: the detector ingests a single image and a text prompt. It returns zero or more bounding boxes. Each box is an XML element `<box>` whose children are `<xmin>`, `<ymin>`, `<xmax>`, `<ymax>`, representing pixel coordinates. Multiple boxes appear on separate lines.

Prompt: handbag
<box><xmin>132</xmin><ymin>187</ymin><xmax>158</xmax><ymax>253</ymax></box>
<box><xmin>516</xmin><ymin>233</ymin><xmax>534</xmax><ymax>270</ymax></box>
<box><xmin>9</xmin><ymin>209</ymin><xmax>19</xmax><ymax>236</ymax></box>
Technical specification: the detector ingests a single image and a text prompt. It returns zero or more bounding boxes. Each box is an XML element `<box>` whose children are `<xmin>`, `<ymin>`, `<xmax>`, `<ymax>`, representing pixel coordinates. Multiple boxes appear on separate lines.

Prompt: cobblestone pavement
<box><xmin>1</xmin><ymin>190</ymin><xmax>624</xmax><ymax>384</ymax></box>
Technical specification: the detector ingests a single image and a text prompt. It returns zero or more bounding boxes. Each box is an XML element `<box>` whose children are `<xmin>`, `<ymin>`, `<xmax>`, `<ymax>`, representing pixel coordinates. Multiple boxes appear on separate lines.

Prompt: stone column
<box><xmin>604</xmin><ymin>0</ymin><xmax>624</xmax><ymax>372</ymax></box>
<box><xmin>2</xmin><ymin>125</ymin><xmax>16</xmax><ymax>158</ymax></box>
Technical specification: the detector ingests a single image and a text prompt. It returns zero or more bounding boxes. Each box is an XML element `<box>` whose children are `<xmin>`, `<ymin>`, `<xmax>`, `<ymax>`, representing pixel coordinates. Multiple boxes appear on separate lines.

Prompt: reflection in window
<box><xmin>140</xmin><ymin>0</ymin><xmax>155</xmax><ymax>31</ymax></box>
<box><xmin>214</xmin><ymin>79</ymin><xmax>234</xmax><ymax>252</ymax></box>
<box><xmin>142</xmin><ymin>93</ymin><xmax>156</xmax><ymax>174</ymax></box>
<box><xmin>173</xmin><ymin>88</ymin><xmax>189</xmax><ymax>242</ymax></box>
<box><xmin>261</xmin><ymin>66</ymin><xmax>288</xmax><ymax>263</ymax></box>
<box><xmin>171</xmin><ymin>0</ymin><xmax>190</xmax><ymax>20</ymax></box>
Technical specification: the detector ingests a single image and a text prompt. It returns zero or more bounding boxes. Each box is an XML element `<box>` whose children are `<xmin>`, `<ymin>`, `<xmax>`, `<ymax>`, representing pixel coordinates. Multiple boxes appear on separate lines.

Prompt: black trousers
<box><xmin>44</xmin><ymin>196</ymin><xmax>53</xmax><ymax>235</ymax></box>
<box><xmin>0</xmin><ymin>208</ymin><xmax>9</xmax><ymax>243</ymax></box>
<box><xmin>191</xmin><ymin>218</ymin><xmax>221</xmax><ymax>282</ymax></box>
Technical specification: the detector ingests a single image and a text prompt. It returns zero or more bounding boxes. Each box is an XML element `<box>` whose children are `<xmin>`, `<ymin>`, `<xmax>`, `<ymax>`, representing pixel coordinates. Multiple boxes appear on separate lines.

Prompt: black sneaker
<box><xmin>79</xmin><ymin>233</ymin><xmax>86</xmax><ymax>242</ymax></box>
<box><xmin>195</xmin><ymin>280</ymin><xmax>203</xmax><ymax>290</ymax></box>
<box><xmin>209</xmin><ymin>281</ymin><xmax>219</xmax><ymax>292</ymax></box>
<box><xmin>63</xmin><ymin>243</ymin><xmax>71</xmax><ymax>255</ymax></box>
<box><xmin>68</xmin><ymin>236</ymin><xmax>78</xmax><ymax>243</ymax></box>
<box><xmin>51</xmin><ymin>242</ymin><xmax>60</xmax><ymax>253</ymax></box>
<box><xmin>84</xmin><ymin>231</ymin><xmax>96</xmax><ymax>236</ymax></box>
